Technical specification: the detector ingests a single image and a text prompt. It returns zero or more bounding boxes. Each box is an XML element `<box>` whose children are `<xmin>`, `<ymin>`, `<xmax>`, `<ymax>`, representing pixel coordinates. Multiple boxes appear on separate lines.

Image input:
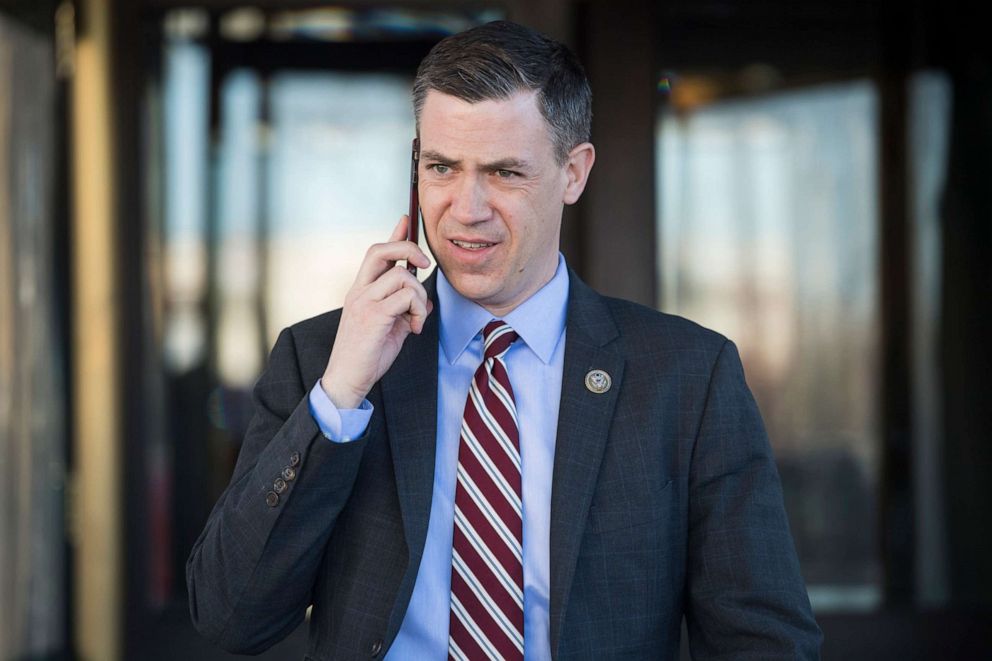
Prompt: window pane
<box><xmin>657</xmin><ymin>81</ymin><xmax>881</xmax><ymax>609</ymax></box>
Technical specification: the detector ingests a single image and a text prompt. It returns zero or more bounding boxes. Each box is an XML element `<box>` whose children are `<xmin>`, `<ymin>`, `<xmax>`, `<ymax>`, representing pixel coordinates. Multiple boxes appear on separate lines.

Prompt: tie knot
<box><xmin>482</xmin><ymin>320</ymin><xmax>518</xmax><ymax>361</ymax></box>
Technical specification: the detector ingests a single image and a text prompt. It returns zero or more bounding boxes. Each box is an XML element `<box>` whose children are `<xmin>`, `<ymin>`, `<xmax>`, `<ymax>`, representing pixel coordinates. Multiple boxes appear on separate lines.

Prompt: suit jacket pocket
<box><xmin>586</xmin><ymin>478</ymin><xmax>673</xmax><ymax>534</ymax></box>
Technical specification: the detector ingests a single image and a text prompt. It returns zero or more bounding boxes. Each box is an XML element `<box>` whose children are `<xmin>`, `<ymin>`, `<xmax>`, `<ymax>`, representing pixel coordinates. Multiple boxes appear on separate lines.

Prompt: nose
<box><xmin>449</xmin><ymin>174</ymin><xmax>492</xmax><ymax>224</ymax></box>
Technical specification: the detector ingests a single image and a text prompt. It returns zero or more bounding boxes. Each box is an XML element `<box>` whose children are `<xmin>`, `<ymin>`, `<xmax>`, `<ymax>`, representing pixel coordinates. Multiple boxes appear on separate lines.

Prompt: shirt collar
<box><xmin>437</xmin><ymin>253</ymin><xmax>569</xmax><ymax>366</ymax></box>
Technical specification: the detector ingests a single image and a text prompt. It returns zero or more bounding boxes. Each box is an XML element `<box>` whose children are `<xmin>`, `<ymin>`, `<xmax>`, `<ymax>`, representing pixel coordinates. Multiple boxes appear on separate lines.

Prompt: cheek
<box><xmin>418</xmin><ymin>182</ymin><xmax>445</xmax><ymax>211</ymax></box>
<box><xmin>418</xmin><ymin>192</ymin><xmax>443</xmax><ymax>232</ymax></box>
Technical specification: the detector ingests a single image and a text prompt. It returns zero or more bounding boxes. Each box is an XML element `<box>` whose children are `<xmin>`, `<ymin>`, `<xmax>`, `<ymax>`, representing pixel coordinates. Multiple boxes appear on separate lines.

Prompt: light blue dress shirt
<box><xmin>308</xmin><ymin>255</ymin><xmax>569</xmax><ymax>660</ymax></box>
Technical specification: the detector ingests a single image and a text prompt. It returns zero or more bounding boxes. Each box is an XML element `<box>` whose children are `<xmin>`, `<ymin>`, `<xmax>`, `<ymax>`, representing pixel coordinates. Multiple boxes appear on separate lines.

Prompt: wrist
<box><xmin>320</xmin><ymin>374</ymin><xmax>364</xmax><ymax>410</ymax></box>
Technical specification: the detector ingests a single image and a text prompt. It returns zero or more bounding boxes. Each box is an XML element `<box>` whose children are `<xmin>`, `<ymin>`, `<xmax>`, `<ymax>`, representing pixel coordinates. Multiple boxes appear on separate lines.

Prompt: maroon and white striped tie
<box><xmin>448</xmin><ymin>320</ymin><xmax>524</xmax><ymax>661</ymax></box>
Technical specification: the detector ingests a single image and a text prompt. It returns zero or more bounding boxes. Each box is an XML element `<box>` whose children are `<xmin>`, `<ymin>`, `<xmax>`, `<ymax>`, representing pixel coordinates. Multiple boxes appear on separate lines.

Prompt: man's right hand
<box><xmin>320</xmin><ymin>215</ymin><xmax>433</xmax><ymax>409</ymax></box>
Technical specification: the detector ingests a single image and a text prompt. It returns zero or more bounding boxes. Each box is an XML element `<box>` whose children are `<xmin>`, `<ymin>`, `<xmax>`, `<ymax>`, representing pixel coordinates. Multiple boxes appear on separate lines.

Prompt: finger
<box><xmin>388</xmin><ymin>215</ymin><xmax>409</xmax><ymax>243</ymax></box>
<box><xmin>408</xmin><ymin>292</ymin><xmax>433</xmax><ymax>334</ymax></box>
<box><xmin>354</xmin><ymin>239</ymin><xmax>431</xmax><ymax>288</ymax></box>
<box><xmin>360</xmin><ymin>263</ymin><xmax>427</xmax><ymax>305</ymax></box>
<box><xmin>379</xmin><ymin>285</ymin><xmax>430</xmax><ymax>331</ymax></box>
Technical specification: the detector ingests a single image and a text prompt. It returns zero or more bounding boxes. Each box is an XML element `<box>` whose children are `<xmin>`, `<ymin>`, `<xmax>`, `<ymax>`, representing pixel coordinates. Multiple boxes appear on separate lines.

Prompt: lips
<box><xmin>451</xmin><ymin>239</ymin><xmax>496</xmax><ymax>250</ymax></box>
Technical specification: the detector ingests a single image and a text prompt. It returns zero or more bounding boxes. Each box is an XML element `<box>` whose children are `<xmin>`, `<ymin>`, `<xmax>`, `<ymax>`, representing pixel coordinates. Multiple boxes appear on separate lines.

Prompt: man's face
<box><xmin>418</xmin><ymin>89</ymin><xmax>589</xmax><ymax>316</ymax></box>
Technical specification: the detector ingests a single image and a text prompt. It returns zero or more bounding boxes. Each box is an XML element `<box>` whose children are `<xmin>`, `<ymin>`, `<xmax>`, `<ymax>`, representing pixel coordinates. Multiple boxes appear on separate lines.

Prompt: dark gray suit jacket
<box><xmin>187</xmin><ymin>269</ymin><xmax>822</xmax><ymax>660</ymax></box>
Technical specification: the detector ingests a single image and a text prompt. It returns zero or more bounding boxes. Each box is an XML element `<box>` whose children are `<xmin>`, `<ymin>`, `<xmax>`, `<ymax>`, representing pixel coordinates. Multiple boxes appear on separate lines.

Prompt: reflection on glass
<box><xmin>217</xmin><ymin>71</ymin><xmax>263</xmax><ymax>388</ymax></box>
<box><xmin>657</xmin><ymin>81</ymin><xmax>881</xmax><ymax>609</ymax></box>
<box><xmin>163</xmin><ymin>40</ymin><xmax>209</xmax><ymax>373</ymax></box>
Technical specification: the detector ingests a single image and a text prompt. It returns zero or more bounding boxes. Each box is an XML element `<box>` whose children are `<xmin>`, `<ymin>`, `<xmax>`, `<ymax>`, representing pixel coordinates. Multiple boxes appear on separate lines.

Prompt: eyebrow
<box><xmin>420</xmin><ymin>149</ymin><xmax>531</xmax><ymax>172</ymax></box>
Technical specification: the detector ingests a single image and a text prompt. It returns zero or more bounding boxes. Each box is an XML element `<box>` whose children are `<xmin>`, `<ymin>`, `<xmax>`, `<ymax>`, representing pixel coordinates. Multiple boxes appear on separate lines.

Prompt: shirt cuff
<box><xmin>308</xmin><ymin>380</ymin><xmax>373</xmax><ymax>443</ymax></box>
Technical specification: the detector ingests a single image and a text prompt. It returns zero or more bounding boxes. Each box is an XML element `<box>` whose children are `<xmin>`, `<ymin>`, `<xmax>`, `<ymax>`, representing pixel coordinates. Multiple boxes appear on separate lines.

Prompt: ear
<box><xmin>562</xmin><ymin>142</ymin><xmax>596</xmax><ymax>205</ymax></box>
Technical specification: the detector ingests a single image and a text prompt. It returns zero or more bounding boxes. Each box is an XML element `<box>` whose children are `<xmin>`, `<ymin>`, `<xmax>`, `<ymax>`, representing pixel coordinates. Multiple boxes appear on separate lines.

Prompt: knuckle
<box><xmin>366</xmin><ymin>242</ymin><xmax>387</xmax><ymax>257</ymax></box>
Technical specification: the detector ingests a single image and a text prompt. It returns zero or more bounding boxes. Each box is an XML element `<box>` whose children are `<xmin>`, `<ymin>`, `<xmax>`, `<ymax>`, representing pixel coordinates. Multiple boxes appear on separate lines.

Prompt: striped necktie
<box><xmin>448</xmin><ymin>320</ymin><xmax>524</xmax><ymax>661</ymax></box>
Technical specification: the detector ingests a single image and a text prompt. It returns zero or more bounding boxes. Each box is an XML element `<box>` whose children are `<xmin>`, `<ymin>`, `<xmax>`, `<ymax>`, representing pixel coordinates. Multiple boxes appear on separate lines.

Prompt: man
<box><xmin>187</xmin><ymin>20</ymin><xmax>821</xmax><ymax>660</ymax></box>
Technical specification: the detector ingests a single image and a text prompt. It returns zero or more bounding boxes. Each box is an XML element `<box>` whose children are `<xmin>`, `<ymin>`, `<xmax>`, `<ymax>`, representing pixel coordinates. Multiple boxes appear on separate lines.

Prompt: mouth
<box><xmin>450</xmin><ymin>239</ymin><xmax>496</xmax><ymax>250</ymax></box>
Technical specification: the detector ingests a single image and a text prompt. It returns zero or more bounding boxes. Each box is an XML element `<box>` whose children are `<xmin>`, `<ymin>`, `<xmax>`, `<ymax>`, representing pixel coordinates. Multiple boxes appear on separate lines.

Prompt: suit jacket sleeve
<box><xmin>186</xmin><ymin>323</ymin><xmax>367</xmax><ymax>654</ymax></box>
<box><xmin>685</xmin><ymin>339</ymin><xmax>822</xmax><ymax>659</ymax></box>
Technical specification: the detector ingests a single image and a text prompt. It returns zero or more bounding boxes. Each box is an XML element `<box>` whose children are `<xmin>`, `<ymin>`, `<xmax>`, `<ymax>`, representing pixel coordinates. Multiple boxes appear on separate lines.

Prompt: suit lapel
<box><xmin>549</xmin><ymin>272</ymin><xmax>624</xmax><ymax>658</ymax></box>
<box><xmin>380</xmin><ymin>272</ymin><xmax>440</xmax><ymax>577</ymax></box>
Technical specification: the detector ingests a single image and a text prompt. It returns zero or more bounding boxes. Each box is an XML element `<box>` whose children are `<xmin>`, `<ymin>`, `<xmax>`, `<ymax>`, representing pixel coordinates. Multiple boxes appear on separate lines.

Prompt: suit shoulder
<box><xmin>264</xmin><ymin>309</ymin><xmax>343</xmax><ymax>381</ymax></box>
<box><xmin>600</xmin><ymin>295</ymin><xmax>728</xmax><ymax>355</ymax></box>
<box><xmin>282</xmin><ymin>307</ymin><xmax>343</xmax><ymax>347</ymax></box>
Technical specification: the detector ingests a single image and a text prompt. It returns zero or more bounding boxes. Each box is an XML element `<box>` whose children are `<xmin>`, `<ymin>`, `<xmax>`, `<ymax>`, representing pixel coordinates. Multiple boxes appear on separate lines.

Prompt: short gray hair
<box><xmin>412</xmin><ymin>21</ymin><xmax>592</xmax><ymax>165</ymax></box>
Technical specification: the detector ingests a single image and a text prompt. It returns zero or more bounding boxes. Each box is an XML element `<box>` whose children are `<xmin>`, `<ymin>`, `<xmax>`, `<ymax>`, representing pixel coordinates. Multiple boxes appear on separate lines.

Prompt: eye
<box><xmin>495</xmin><ymin>169</ymin><xmax>516</xmax><ymax>179</ymax></box>
<box><xmin>429</xmin><ymin>163</ymin><xmax>450</xmax><ymax>175</ymax></box>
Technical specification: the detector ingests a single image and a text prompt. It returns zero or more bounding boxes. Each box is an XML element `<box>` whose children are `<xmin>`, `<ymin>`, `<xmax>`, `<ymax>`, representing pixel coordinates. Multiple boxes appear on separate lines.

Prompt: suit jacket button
<box><xmin>369</xmin><ymin>639</ymin><xmax>383</xmax><ymax>657</ymax></box>
<box><xmin>281</xmin><ymin>466</ymin><xmax>296</xmax><ymax>481</ymax></box>
<box><xmin>265</xmin><ymin>491</ymin><xmax>279</xmax><ymax>507</ymax></box>
<box><xmin>289</xmin><ymin>451</ymin><xmax>301</xmax><ymax>467</ymax></box>
<box><xmin>273</xmin><ymin>478</ymin><xmax>287</xmax><ymax>494</ymax></box>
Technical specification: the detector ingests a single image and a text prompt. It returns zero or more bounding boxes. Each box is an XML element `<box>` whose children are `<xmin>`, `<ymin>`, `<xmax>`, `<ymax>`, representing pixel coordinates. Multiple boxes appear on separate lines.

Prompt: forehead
<box><xmin>419</xmin><ymin>89</ymin><xmax>555</xmax><ymax>163</ymax></box>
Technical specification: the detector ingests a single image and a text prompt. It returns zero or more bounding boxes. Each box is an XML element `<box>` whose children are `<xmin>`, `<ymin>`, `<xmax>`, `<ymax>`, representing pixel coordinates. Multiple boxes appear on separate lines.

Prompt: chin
<box><xmin>442</xmin><ymin>269</ymin><xmax>503</xmax><ymax>305</ymax></box>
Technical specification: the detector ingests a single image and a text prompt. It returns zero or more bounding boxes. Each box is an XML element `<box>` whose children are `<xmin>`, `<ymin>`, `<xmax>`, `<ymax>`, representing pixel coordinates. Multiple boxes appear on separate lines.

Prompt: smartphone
<box><xmin>406</xmin><ymin>137</ymin><xmax>420</xmax><ymax>275</ymax></box>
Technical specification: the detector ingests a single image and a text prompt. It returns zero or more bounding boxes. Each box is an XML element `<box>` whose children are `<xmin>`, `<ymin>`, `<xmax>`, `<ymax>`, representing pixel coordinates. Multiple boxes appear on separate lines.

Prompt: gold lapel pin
<box><xmin>584</xmin><ymin>369</ymin><xmax>612</xmax><ymax>394</ymax></box>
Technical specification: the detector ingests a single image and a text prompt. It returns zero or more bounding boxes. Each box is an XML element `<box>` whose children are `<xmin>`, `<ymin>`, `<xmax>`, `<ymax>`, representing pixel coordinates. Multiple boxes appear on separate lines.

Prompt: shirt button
<box><xmin>369</xmin><ymin>639</ymin><xmax>383</xmax><ymax>657</ymax></box>
<box><xmin>265</xmin><ymin>491</ymin><xmax>279</xmax><ymax>507</ymax></box>
<box><xmin>289</xmin><ymin>451</ymin><xmax>301</xmax><ymax>467</ymax></box>
<box><xmin>281</xmin><ymin>466</ymin><xmax>296</xmax><ymax>481</ymax></box>
<box><xmin>273</xmin><ymin>478</ymin><xmax>287</xmax><ymax>494</ymax></box>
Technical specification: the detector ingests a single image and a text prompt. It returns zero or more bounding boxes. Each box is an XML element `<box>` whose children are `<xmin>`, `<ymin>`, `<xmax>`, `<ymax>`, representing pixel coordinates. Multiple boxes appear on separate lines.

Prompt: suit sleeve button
<box><xmin>289</xmin><ymin>451</ymin><xmax>301</xmax><ymax>467</ymax></box>
<box><xmin>265</xmin><ymin>491</ymin><xmax>279</xmax><ymax>507</ymax></box>
<box><xmin>369</xmin><ymin>639</ymin><xmax>383</xmax><ymax>657</ymax></box>
<box><xmin>273</xmin><ymin>478</ymin><xmax>287</xmax><ymax>493</ymax></box>
<box><xmin>281</xmin><ymin>466</ymin><xmax>296</xmax><ymax>481</ymax></box>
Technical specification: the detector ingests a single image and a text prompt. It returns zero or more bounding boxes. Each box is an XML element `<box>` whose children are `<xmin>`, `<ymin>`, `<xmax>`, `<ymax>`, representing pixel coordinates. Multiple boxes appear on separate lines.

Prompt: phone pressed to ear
<box><xmin>406</xmin><ymin>137</ymin><xmax>420</xmax><ymax>275</ymax></box>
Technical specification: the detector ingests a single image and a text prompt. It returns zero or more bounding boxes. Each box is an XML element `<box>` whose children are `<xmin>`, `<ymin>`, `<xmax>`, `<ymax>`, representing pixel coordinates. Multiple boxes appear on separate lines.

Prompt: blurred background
<box><xmin>0</xmin><ymin>0</ymin><xmax>989</xmax><ymax>659</ymax></box>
